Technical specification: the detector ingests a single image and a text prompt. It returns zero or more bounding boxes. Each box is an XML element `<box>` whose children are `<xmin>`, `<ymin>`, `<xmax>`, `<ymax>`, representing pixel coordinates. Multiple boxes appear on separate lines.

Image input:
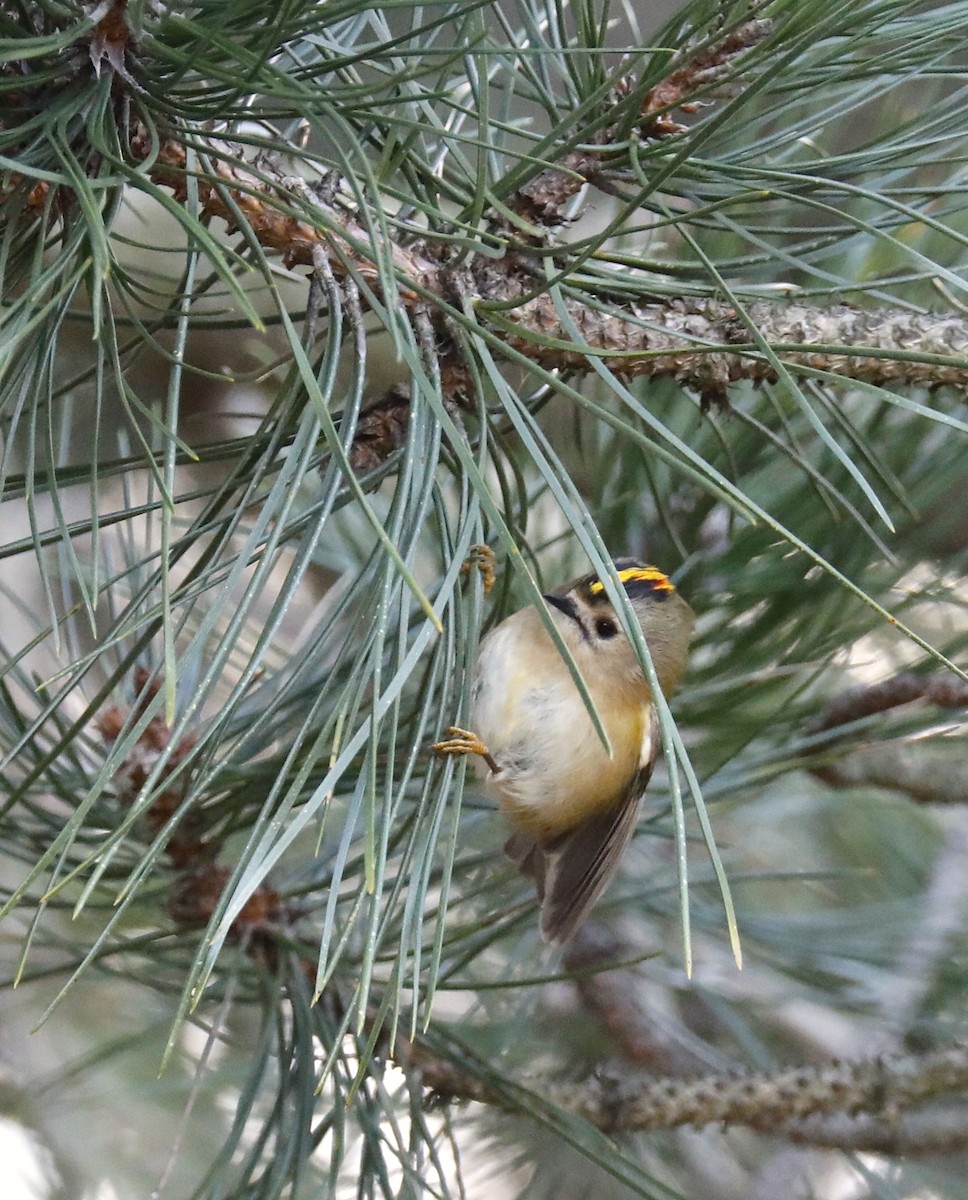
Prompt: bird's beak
<box><xmin>543</xmin><ymin>593</ymin><xmax>581</xmax><ymax>626</ymax></box>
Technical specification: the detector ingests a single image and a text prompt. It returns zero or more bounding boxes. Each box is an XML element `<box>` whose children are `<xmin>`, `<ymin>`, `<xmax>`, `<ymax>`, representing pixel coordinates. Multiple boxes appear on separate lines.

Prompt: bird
<box><xmin>434</xmin><ymin>558</ymin><xmax>694</xmax><ymax>942</ymax></box>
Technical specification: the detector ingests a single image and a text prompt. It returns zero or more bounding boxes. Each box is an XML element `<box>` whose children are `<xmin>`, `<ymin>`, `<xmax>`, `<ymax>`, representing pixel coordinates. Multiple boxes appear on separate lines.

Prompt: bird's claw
<box><xmin>432</xmin><ymin>726</ymin><xmax>499</xmax><ymax>774</ymax></box>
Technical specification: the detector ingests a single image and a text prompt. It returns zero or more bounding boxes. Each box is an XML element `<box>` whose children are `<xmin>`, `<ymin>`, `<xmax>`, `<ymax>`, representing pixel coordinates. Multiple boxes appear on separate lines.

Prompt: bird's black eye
<box><xmin>595</xmin><ymin>616</ymin><xmax>619</xmax><ymax>640</ymax></box>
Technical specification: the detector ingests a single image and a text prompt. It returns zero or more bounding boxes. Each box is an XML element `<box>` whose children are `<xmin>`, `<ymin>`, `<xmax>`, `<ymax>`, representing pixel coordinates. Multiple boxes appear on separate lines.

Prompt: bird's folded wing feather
<box><xmin>506</xmin><ymin>710</ymin><xmax>662</xmax><ymax>943</ymax></box>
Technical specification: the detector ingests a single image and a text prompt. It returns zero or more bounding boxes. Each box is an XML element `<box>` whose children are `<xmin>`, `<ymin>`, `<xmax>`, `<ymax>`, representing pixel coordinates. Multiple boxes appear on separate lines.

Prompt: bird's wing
<box><xmin>506</xmin><ymin>708</ymin><xmax>662</xmax><ymax>944</ymax></box>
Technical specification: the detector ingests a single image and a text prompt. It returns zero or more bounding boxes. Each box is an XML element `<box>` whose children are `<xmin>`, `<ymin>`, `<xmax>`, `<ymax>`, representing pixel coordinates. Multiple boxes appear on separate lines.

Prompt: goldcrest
<box><xmin>435</xmin><ymin>558</ymin><xmax>694</xmax><ymax>943</ymax></box>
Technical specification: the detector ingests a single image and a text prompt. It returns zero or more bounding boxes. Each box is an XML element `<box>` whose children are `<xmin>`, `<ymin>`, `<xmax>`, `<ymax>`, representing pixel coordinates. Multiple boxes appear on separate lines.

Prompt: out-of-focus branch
<box><xmin>810</xmin><ymin>742</ymin><xmax>968</xmax><ymax>803</ymax></box>
<box><xmin>806</xmin><ymin>671</ymin><xmax>968</xmax><ymax>803</ymax></box>
<box><xmin>809</xmin><ymin>672</ymin><xmax>968</xmax><ymax>735</ymax></box>
<box><xmin>400</xmin><ymin>1034</ymin><xmax>968</xmax><ymax>1141</ymax></box>
<box><xmin>560</xmin><ymin>925</ymin><xmax>968</xmax><ymax>1153</ymax></box>
<box><xmin>562</xmin><ymin>924</ymin><xmax>723</xmax><ymax>1077</ymax></box>
<box><xmin>781</xmin><ymin>1105</ymin><xmax>968</xmax><ymax>1154</ymax></box>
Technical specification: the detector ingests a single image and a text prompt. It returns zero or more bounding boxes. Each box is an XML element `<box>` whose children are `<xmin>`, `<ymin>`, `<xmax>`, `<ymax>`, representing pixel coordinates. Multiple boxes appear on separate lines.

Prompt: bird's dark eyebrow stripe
<box><xmin>544</xmin><ymin>593</ymin><xmax>588</xmax><ymax>638</ymax></box>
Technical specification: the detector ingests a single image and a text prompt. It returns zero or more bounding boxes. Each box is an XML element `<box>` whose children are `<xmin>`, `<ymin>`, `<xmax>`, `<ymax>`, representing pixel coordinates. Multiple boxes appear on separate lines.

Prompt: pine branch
<box><xmin>399</xmin><ymin>1031</ymin><xmax>968</xmax><ymax>1143</ymax></box>
<box><xmin>10</xmin><ymin>5</ymin><xmax>968</xmax><ymax>408</ymax></box>
<box><xmin>128</xmin><ymin>130</ymin><xmax>968</xmax><ymax>399</ymax></box>
<box><xmin>782</xmin><ymin>1105</ymin><xmax>968</xmax><ymax>1155</ymax></box>
<box><xmin>810</xmin><ymin>671</ymin><xmax>968</xmax><ymax>734</ymax></box>
<box><xmin>806</xmin><ymin>671</ymin><xmax>968</xmax><ymax>803</ymax></box>
<box><xmin>487</xmin><ymin>289</ymin><xmax>968</xmax><ymax>391</ymax></box>
<box><xmin>501</xmin><ymin>16</ymin><xmax>775</xmax><ymax>228</ymax></box>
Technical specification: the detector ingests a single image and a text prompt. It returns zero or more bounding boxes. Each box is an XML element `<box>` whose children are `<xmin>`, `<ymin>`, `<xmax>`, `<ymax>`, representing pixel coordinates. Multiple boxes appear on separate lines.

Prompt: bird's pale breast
<box><xmin>472</xmin><ymin>610</ymin><xmax>650</xmax><ymax>839</ymax></box>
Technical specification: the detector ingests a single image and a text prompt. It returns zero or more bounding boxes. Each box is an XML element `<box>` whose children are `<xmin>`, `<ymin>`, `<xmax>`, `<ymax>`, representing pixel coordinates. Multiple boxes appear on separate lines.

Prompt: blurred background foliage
<box><xmin>2</xmin><ymin>0</ymin><xmax>968</xmax><ymax>1196</ymax></box>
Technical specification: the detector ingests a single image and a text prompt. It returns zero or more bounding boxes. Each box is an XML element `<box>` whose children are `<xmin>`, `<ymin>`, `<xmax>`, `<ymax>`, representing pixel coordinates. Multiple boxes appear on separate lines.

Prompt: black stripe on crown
<box><xmin>580</xmin><ymin>560</ymin><xmax>676</xmax><ymax>604</ymax></box>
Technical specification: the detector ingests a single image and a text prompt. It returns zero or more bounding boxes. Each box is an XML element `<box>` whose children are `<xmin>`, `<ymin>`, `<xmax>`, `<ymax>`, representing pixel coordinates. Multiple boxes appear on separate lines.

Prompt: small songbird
<box><xmin>434</xmin><ymin>558</ymin><xmax>694</xmax><ymax>943</ymax></box>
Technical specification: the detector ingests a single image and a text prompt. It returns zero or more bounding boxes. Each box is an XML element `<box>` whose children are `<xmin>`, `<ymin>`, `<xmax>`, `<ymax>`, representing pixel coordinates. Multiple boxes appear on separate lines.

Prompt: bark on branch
<box><xmin>807</xmin><ymin>671</ymin><xmax>968</xmax><ymax>803</ymax></box>
<box><xmin>128</xmin><ymin>131</ymin><xmax>968</xmax><ymax>396</ymax></box>
<box><xmin>400</xmin><ymin>1034</ymin><xmax>968</xmax><ymax>1140</ymax></box>
<box><xmin>553</xmin><ymin>925</ymin><xmax>968</xmax><ymax>1153</ymax></box>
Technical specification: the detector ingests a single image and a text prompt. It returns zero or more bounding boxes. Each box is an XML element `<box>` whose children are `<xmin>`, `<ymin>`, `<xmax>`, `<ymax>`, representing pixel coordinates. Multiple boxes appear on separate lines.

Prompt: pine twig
<box><xmin>807</xmin><ymin>671</ymin><xmax>968</xmax><ymax>803</ymax></box>
<box><xmin>562</xmin><ymin>924</ymin><xmax>719</xmax><ymax>1077</ymax></box>
<box><xmin>508</xmin><ymin>16</ymin><xmax>775</xmax><ymax>229</ymax></box>
<box><xmin>560</xmin><ymin>925</ymin><xmax>968</xmax><ymax>1154</ymax></box>
<box><xmin>127</xmin><ymin>131</ymin><xmax>968</xmax><ymax>397</ymax></box>
<box><xmin>400</xmin><ymin>1033</ymin><xmax>968</xmax><ymax>1140</ymax></box>
<box><xmin>781</xmin><ymin>1104</ymin><xmax>968</xmax><ymax>1155</ymax></box>
<box><xmin>810</xmin><ymin>671</ymin><xmax>968</xmax><ymax>734</ymax></box>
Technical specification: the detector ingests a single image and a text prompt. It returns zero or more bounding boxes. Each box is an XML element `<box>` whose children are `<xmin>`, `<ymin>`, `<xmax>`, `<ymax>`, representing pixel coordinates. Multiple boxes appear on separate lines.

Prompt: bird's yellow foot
<box><xmin>461</xmin><ymin>545</ymin><xmax>496</xmax><ymax>595</ymax></box>
<box><xmin>432</xmin><ymin>726</ymin><xmax>500</xmax><ymax>774</ymax></box>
